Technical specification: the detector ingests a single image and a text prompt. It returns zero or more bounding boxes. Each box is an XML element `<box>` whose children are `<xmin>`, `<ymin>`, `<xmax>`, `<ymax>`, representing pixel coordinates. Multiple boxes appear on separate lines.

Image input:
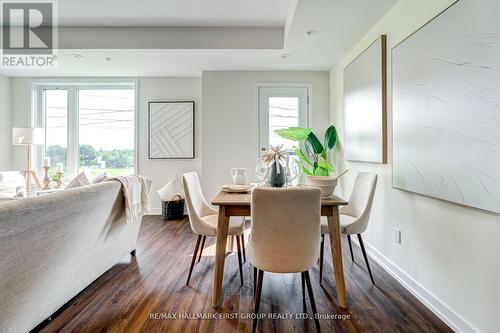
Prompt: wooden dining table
<box><xmin>211</xmin><ymin>189</ymin><xmax>349</xmax><ymax>309</ymax></box>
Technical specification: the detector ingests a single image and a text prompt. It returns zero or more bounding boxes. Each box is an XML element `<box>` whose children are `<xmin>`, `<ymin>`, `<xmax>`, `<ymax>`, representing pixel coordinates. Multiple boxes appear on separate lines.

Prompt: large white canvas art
<box><xmin>344</xmin><ymin>35</ymin><xmax>387</xmax><ymax>163</ymax></box>
<box><xmin>393</xmin><ymin>0</ymin><xmax>500</xmax><ymax>213</ymax></box>
<box><xmin>148</xmin><ymin>101</ymin><xmax>195</xmax><ymax>159</ymax></box>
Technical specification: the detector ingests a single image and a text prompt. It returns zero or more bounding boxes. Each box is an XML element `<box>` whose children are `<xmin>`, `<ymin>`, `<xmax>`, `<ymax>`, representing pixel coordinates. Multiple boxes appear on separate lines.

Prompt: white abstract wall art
<box><xmin>148</xmin><ymin>101</ymin><xmax>195</xmax><ymax>159</ymax></box>
<box><xmin>392</xmin><ymin>0</ymin><xmax>500</xmax><ymax>214</ymax></box>
<box><xmin>344</xmin><ymin>34</ymin><xmax>387</xmax><ymax>163</ymax></box>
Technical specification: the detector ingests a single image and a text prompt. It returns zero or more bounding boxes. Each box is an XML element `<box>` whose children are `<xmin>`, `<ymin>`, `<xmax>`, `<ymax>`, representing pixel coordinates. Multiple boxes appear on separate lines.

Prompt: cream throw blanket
<box><xmin>106</xmin><ymin>175</ymin><xmax>151</xmax><ymax>224</ymax></box>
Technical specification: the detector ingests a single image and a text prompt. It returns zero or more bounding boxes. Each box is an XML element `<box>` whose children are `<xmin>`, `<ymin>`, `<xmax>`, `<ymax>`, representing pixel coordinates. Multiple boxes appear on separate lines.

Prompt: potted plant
<box><xmin>275</xmin><ymin>125</ymin><xmax>340</xmax><ymax>197</ymax></box>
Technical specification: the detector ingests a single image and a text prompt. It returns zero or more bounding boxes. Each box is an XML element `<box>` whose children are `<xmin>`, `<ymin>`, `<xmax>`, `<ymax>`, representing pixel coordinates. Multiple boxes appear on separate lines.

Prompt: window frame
<box><xmin>33</xmin><ymin>80</ymin><xmax>138</xmax><ymax>177</ymax></box>
<box><xmin>256</xmin><ymin>83</ymin><xmax>312</xmax><ymax>157</ymax></box>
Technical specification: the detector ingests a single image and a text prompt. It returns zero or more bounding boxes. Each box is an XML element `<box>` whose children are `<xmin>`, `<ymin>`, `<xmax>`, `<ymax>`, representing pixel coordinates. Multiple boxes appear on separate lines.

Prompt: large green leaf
<box><xmin>318</xmin><ymin>156</ymin><xmax>334</xmax><ymax>172</ymax></box>
<box><xmin>295</xmin><ymin>148</ymin><xmax>313</xmax><ymax>166</ymax></box>
<box><xmin>300</xmin><ymin>164</ymin><xmax>313</xmax><ymax>175</ymax></box>
<box><xmin>274</xmin><ymin>127</ymin><xmax>312</xmax><ymax>141</ymax></box>
<box><xmin>324</xmin><ymin>125</ymin><xmax>337</xmax><ymax>151</ymax></box>
<box><xmin>313</xmin><ymin>167</ymin><xmax>330</xmax><ymax>176</ymax></box>
<box><xmin>307</xmin><ymin>132</ymin><xmax>324</xmax><ymax>154</ymax></box>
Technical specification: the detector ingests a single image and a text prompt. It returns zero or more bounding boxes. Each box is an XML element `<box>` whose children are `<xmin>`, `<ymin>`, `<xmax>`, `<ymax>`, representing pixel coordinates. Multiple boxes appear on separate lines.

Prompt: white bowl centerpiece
<box><xmin>275</xmin><ymin>125</ymin><xmax>347</xmax><ymax>198</ymax></box>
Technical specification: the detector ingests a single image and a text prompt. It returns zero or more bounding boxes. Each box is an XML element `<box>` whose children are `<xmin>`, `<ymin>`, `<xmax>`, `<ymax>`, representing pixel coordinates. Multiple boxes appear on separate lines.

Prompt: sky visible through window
<box><xmin>268</xmin><ymin>96</ymin><xmax>299</xmax><ymax>151</ymax></box>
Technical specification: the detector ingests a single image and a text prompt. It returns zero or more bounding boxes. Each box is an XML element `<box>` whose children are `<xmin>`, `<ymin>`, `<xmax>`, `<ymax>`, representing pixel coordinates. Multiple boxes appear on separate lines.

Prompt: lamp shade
<box><xmin>12</xmin><ymin>127</ymin><xmax>44</xmax><ymax>145</ymax></box>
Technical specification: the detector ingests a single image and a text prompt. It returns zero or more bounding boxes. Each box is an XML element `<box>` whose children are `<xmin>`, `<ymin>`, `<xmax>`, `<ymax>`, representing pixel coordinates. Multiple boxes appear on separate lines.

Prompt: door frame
<box><xmin>254</xmin><ymin>82</ymin><xmax>312</xmax><ymax>158</ymax></box>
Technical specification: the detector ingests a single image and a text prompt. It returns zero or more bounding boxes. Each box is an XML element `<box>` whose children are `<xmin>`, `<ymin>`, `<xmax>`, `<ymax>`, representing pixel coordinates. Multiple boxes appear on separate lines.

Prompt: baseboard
<box><xmin>353</xmin><ymin>238</ymin><xmax>478</xmax><ymax>333</ymax></box>
<box><xmin>145</xmin><ymin>208</ymin><xmax>161</xmax><ymax>215</ymax></box>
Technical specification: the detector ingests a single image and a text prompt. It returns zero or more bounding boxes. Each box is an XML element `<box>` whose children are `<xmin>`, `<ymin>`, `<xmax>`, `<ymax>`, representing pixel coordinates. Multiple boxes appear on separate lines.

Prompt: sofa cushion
<box><xmin>64</xmin><ymin>171</ymin><xmax>90</xmax><ymax>189</ymax></box>
<box><xmin>0</xmin><ymin>171</ymin><xmax>25</xmax><ymax>199</ymax></box>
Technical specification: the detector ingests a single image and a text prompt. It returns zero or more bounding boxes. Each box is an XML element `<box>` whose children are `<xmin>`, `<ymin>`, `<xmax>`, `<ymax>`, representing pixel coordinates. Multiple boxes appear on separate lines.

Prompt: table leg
<box><xmin>327</xmin><ymin>206</ymin><xmax>347</xmax><ymax>308</ymax></box>
<box><xmin>212</xmin><ymin>206</ymin><xmax>230</xmax><ymax>307</ymax></box>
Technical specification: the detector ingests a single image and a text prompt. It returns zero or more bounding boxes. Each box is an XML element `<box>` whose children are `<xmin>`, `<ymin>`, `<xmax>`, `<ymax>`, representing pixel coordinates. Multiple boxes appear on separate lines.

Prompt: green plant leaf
<box><xmin>314</xmin><ymin>167</ymin><xmax>330</xmax><ymax>176</ymax></box>
<box><xmin>318</xmin><ymin>156</ymin><xmax>334</xmax><ymax>171</ymax></box>
<box><xmin>324</xmin><ymin>125</ymin><xmax>337</xmax><ymax>151</ymax></box>
<box><xmin>300</xmin><ymin>164</ymin><xmax>313</xmax><ymax>175</ymax></box>
<box><xmin>307</xmin><ymin>132</ymin><xmax>324</xmax><ymax>154</ymax></box>
<box><xmin>274</xmin><ymin>127</ymin><xmax>312</xmax><ymax>141</ymax></box>
<box><xmin>295</xmin><ymin>147</ymin><xmax>313</xmax><ymax>166</ymax></box>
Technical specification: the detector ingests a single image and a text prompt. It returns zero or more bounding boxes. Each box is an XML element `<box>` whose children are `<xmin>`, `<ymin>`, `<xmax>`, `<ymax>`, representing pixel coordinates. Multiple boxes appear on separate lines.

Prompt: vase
<box><xmin>268</xmin><ymin>161</ymin><xmax>286</xmax><ymax>187</ymax></box>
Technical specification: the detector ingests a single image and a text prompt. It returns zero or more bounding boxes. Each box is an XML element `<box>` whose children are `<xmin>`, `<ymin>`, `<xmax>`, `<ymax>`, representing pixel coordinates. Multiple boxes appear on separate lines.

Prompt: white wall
<box><xmin>10</xmin><ymin>78</ymin><xmax>33</xmax><ymax>172</ymax></box>
<box><xmin>201</xmin><ymin>71</ymin><xmax>330</xmax><ymax>200</ymax></box>
<box><xmin>0</xmin><ymin>76</ymin><xmax>11</xmax><ymax>170</ymax></box>
<box><xmin>330</xmin><ymin>1</ymin><xmax>500</xmax><ymax>332</ymax></box>
<box><xmin>137</xmin><ymin>77</ymin><xmax>201</xmax><ymax>213</ymax></box>
<box><xmin>9</xmin><ymin>77</ymin><xmax>202</xmax><ymax>212</ymax></box>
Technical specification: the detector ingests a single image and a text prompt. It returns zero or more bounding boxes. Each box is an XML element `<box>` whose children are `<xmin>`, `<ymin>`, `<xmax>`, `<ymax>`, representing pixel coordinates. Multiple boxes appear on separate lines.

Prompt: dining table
<box><xmin>211</xmin><ymin>189</ymin><xmax>349</xmax><ymax>309</ymax></box>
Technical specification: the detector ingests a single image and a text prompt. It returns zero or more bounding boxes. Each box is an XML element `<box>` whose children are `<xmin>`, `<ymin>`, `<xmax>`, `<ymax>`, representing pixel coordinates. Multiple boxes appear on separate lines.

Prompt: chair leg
<box><xmin>347</xmin><ymin>235</ymin><xmax>354</xmax><ymax>262</ymax></box>
<box><xmin>236</xmin><ymin>235</ymin><xmax>244</xmax><ymax>286</ymax></box>
<box><xmin>252</xmin><ymin>269</ymin><xmax>264</xmax><ymax>333</ymax></box>
<box><xmin>241</xmin><ymin>235</ymin><xmax>246</xmax><ymax>263</ymax></box>
<box><xmin>301</xmin><ymin>272</ymin><xmax>306</xmax><ymax>299</ymax></box>
<box><xmin>304</xmin><ymin>270</ymin><xmax>321</xmax><ymax>333</ymax></box>
<box><xmin>319</xmin><ymin>234</ymin><xmax>324</xmax><ymax>283</ymax></box>
<box><xmin>197</xmin><ymin>236</ymin><xmax>206</xmax><ymax>263</ymax></box>
<box><xmin>186</xmin><ymin>235</ymin><xmax>202</xmax><ymax>285</ymax></box>
<box><xmin>130</xmin><ymin>249</ymin><xmax>136</xmax><ymax>257</ymax></box>
<box><xmin>357</xmin><ymin>234</ymin><xmax>375</xmax><ymax>285</ymax></box>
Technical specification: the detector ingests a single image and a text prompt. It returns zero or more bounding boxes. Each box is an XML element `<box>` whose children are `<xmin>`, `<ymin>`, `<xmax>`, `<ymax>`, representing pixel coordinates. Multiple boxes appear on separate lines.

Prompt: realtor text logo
<box><xmin>1</xmin><ymin>0</ymin><xmax>57</xmax><ymax>68</ymax></box>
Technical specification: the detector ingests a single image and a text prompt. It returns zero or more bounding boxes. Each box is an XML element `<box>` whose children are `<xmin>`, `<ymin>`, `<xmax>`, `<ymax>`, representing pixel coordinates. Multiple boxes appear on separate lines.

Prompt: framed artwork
<box><xmin>392</xmin><ymin>0</ymin><xmax>500</xmax><ymax>214</ymax></box>
<box><xmin>344</xmin><ymin>34</ymin><xmax>387</xmax><ymax>163</ymax></box>
<box><xmin>148</xmin><ymin>101</ymin><xmax>195</xmax><ymax>159</ymax></box>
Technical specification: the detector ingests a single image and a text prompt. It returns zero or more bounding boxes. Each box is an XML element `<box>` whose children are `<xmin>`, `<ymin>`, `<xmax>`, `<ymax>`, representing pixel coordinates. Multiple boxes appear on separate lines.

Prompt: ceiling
<box><xmin>57</xmin><ymin>0</ymin><xmax>291</xmax><ymax>27</ymax></box>
<box><xmin>0</xmin><ymin>0</ymin><xmax>397</xmax><ymax>77</ymax></box>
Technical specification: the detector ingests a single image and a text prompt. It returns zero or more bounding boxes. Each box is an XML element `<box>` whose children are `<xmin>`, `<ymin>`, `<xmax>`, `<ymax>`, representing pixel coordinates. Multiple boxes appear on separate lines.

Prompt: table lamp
<box><xmin>12</xmin><ymin>127</ymin><xmax>44</xmax><ymax>191</ymax></box>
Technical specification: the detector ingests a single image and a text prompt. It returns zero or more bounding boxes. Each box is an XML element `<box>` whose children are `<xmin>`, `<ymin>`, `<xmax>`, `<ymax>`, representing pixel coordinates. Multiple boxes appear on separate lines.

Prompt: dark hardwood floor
<box><xmin>35</xmin><ymin>216</ymin><xmax>452</xmax><ymax>333</ymax></box>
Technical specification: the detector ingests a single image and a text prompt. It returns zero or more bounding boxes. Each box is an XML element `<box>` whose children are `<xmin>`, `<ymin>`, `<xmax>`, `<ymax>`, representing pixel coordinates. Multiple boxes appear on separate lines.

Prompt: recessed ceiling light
<box><xmin>280</xmin><ymin>54</ymin><xmax>290</xmax><ymax>59</ymax></box>
<box><xmin>70</xmin><ymin>53</ymin><xmax>85</xmax><ymax>59</ymax></box>
<box><xmin>306</xmin><ymin>30</ymin><xmax>317</xmax><ymax>37</ymax></box>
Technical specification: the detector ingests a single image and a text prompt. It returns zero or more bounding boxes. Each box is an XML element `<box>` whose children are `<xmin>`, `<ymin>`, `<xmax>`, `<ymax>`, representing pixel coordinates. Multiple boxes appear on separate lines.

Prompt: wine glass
<box><xmin>255</xmin><ymin>159</ymin><xmax>268</xmax><ymax>186</ymax></box>
<box><xmin>286</xmin><ymin>161</ymin><xmax>300</xmax><ymax>187</ymax></box>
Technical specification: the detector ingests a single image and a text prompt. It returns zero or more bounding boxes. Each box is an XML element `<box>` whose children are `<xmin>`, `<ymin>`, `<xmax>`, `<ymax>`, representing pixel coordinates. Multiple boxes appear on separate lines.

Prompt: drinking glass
<box><xmin>286</xmin><ymin>161</ymin><xmax>300</xmax><ymax>187</ymax></box>
<box><xmin>255</xmin><ymin>160</ymin><xmax>268</xmax><ymax>186</ymax></box>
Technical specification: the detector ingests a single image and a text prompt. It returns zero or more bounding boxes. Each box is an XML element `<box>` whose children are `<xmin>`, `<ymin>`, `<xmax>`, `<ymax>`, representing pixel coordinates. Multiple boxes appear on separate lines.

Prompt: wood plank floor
<box><xmin>34</xmin><ymin>216</ymin><xmax>452</xmax><ymax>333</ymax></box>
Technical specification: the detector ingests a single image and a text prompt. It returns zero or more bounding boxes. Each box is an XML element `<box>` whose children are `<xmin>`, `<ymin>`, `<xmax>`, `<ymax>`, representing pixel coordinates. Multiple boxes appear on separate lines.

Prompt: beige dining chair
<box><xmin>182</xmin><ymin>172</ymin><xmax>245</xmax><ymax>286</ymax></box>
<box><xmin>319</xmin><ymin>172</ymin><xmax>378</xmax><ymax>285</ymax></box>
<box><xmin>248</xmin><ymin>187</ymin><xmax>322</xmax><ymax>333</ymax></box>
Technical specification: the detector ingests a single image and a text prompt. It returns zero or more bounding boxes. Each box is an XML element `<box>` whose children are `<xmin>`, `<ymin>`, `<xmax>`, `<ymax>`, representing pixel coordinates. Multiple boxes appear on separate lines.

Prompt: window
<box><xmin>258</xmin><ymin>86</ymin><xmax>309</xmax><ymax>152</ymax></box>
<box><xmin>38</xmin><ymin>83</ymin><xmax>136</xmax><ymax>179</ymax></box>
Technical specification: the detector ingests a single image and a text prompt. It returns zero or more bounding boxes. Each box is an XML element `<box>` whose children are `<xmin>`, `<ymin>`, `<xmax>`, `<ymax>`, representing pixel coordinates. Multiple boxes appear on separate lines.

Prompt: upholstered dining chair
<box><xmin>248</xmin><ymin>187</ymin><xmax>322</xmax><ymax>333</ymax></box>
<box><xmin>182</xmin><ymin>172</ymin><xmax>245</xmax><ymax>286</ymax></box>
<box><xmin>319</xmin><ymin>172</ymin><xmax>378</xmax><ymax>285</ymax></box>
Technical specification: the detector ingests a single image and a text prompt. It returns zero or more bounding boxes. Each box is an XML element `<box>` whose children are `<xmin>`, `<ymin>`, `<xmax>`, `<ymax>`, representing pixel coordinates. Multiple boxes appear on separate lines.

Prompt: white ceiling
<box><xmin>0</xmin><ymin>0</ymin><xmax>397</xmax><ymax>76</ymax></box>
<box><xmin>57</xmin><ymin>0</ymin><xmax>291</xmax><ymax>27</ymax></box>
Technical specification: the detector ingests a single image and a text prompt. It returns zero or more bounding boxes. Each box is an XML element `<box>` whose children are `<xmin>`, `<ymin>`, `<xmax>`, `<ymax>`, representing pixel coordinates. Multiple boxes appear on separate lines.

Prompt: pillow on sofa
<box><xmin>0</xmin><ymin>171</ymin><xmax>25</xmax><ymax>199</ymax></box>
<box><xmin>64</xmin><ymin>171</ymin><xmax>90</xmax><ymax>189</ymax></box>
<box><xmin>91</xmin><ymin>173</ymin><xmax>108</xmax><ymax>184</ymax></box>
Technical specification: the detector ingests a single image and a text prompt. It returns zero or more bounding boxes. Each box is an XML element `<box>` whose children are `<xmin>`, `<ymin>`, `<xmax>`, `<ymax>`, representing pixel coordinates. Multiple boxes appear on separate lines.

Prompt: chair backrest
<box><xmin>182</xmin><ymin>172</ymin><xmax>217</xmax><ymax>235</ymax></box>
<box><xmin>342</xmin><ymin>172</ymin><xmax>378</xmax><ymax>235</ymax></box>
<box><xmin>249</xmin><ymin>187</ymin><xmax>321</xmax><ymax>273</ymax></box>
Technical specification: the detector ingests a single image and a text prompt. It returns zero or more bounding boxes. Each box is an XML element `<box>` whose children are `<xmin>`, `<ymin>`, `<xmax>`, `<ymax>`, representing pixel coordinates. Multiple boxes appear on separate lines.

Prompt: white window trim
<box><xmin>32</xmin><ymin>79</ymin><xmax>139</xmax><ymax>177</ymax></box>
<box><xmin>254</xmin><ymin>82</ymin><xmax>313</xmax><ymax>158</ymax></box>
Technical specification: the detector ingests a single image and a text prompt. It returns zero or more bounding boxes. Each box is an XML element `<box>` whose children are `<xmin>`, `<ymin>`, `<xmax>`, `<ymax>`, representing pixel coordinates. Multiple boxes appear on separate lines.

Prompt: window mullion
<box><xmin>67</xmin><ymin>88</ymin><xmax>79</xmax><ymax>177</ymax></box>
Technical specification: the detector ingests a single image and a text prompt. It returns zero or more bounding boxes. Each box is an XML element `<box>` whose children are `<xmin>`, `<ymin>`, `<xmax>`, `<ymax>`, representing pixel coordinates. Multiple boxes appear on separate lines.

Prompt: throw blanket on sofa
<box><xmin>107</xmin><ymin>175</ymin><xmax>151</xmax><ymax>224</ymax></box>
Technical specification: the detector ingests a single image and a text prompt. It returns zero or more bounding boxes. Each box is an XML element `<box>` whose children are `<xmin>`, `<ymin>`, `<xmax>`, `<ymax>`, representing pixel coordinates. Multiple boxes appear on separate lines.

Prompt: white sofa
<box><xmin>0</xmin><ymin>181</ymin><xmax>143</xmax><ymax>333</ymax></box>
